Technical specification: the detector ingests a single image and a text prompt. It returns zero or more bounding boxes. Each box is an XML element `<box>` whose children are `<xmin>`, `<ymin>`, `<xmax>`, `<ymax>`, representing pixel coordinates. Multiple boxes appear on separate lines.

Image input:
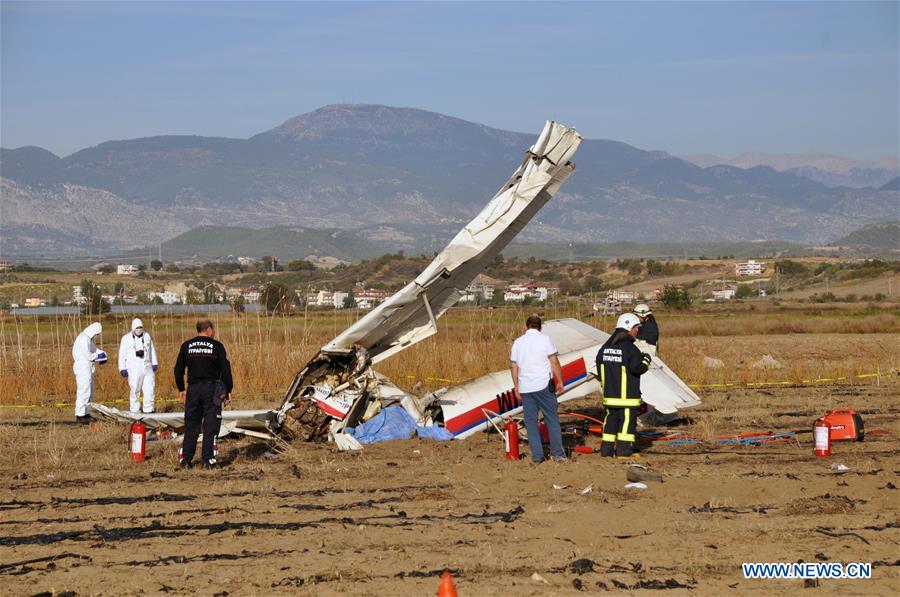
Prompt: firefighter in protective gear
<box><xmin>595</xmin><ymin>313</ymin><xmax>651</xmax><ymax>457</ymax></box>
<box><xmin>633</xmin><ymin>303</ymin><xmax>659</xmax><ymax>356</ymax></box>
<box><xmin>72</xmin><ymin>322</ymin><xmax>107</xmax><ymax>424</ymax></box>
<box><xmin>118</xmin><ymin>318</ymin><xmax>159</xmax><ymax>413</ymax></box>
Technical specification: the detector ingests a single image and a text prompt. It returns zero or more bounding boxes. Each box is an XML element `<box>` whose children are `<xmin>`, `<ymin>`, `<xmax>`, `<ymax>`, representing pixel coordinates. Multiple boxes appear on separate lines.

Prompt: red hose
<box><xmin>561</xmin><ymin>412</ymin><xmax>605</xmax><ymax>426</ymax></box>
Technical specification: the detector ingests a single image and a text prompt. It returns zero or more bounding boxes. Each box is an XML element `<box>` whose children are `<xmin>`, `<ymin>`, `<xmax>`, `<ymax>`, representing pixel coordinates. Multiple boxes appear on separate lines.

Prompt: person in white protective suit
<box><xmin>118</xmin><ymin>318</ymin><xmax>159</xmax><ymax>413</ymax></box>
<box><xmin>72</xmin><ymin>322</ymin><xmax>107</xmax><ymax>424</ymax></box>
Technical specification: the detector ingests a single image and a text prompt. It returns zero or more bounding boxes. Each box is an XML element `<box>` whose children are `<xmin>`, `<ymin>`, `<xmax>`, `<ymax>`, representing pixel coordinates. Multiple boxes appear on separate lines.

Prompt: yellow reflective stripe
<box><xmin>601</xmin><ymin>409</ymin><xmax>615</xmax><ymax>442</ymax></box>
<box><xmin>600</xmin><ymin>364</ymin><xmax>605</xmax><ymax>391</ymax></box>
<box><xmin>621</xmin><ymin>365</ymin><xmax>627</xmax><ymax>401</ymax></box>
<box><xmin>603</xmin><ymin>397</ymin><xmax>641</xmax><ymax>407</ymax></box>
<box><xmin>621</xmin><ymin>407</ymin><xmax>631</xmax><ymax>438</ymax></box>
<box><xmin>617</xmin><ymin>433</ymin><xmax>636</xmax><ymax>442</ymax></box>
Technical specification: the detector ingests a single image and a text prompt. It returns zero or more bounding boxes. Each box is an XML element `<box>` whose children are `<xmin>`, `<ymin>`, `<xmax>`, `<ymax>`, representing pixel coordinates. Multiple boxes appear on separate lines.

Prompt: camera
<box><xmin>135</xmin><ymin>349</ymin><xmax>145</xmax><ymax>358</ymax></box>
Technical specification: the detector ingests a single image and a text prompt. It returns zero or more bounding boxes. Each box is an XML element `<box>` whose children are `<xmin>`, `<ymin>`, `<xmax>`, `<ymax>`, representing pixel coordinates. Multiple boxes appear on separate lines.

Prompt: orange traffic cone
<box><xmin>437</xmin><ymin>570</ymin><xmax>458</xmax><ymax>597</ymax></box>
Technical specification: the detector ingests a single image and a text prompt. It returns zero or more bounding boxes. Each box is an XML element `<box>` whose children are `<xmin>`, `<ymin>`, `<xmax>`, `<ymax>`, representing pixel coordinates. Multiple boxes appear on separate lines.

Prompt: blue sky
<box><xmin>2</xmin><ymin>1</ymin><xmax>898</xmax><ymax>159</ymax></box>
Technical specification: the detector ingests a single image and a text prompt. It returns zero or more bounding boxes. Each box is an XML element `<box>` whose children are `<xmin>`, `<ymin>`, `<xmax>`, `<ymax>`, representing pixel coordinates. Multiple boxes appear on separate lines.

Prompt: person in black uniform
<box><xmin>174</xmin><ymin>318</ymin><xmax>233</xmax><ymax>469</ymax></box>
<box><xmin>633</xmin><ymin>303</ymin><xmax>659</xmax><ymax>356</ymax></box>
<box><xmin>596</xmin><ymin>313</ymin><xmax>652</xmax><ymax>457</ymax></box>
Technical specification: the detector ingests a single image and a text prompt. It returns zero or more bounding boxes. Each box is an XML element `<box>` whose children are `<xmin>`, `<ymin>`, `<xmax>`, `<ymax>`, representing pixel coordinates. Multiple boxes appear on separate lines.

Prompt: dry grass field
<box><xmin>1</xmin><ymin>304</ymin><xmax>898</xmax><ymax>595</ymax></box>
<box><xmin>2</xmin><ymin>303</ymin><xmax>898</xmax><ymax>406</ymax></box>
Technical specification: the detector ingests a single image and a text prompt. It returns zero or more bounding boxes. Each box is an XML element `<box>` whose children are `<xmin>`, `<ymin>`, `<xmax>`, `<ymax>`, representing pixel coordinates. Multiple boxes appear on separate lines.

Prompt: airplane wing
<box><xmin>321</xmin><ymin>121</ymin><xmax>582</xmax><ymax>364</ymax></box>
<box><xmin>641</xmin><ymin>359</ymin><xmax>703</xmax><ymax>414</ymax></box>
<box><xmin>544</xmin><ymin>318</ymin><xmax>701</xmax><ymax>413</ymax></box>
<box><xmin>542</xmin><ymin>318</ymin><xmax>608</xmax><ymax>354</ymax></box>
<box><xmin>89</xmin><ymin>403</ymin><xmax>278</xmax><ymax>439</ymax></box>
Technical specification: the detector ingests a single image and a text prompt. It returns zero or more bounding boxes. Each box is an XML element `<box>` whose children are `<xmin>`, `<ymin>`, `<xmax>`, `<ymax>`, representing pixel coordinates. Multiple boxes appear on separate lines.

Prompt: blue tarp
<box><xmin>416</xmin><ymin>425</ymin><xmax>454</xmax><ymax>441</ymax></box>
<box><xmin>346</xmin><ymin>407</ymin><xmax>417</xmax><ymax>444</ymax></box>
<box><xmin>346</xmin><ymin>406</ymin><xmax>454</xmax><ymax>444</ymax></box>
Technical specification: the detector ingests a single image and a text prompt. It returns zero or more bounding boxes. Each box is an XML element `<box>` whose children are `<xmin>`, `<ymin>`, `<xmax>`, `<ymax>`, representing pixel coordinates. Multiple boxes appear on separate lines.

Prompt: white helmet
<box><xmin>616</xmin><ymin>313</ymin><xmax>642</xmax><ymax>331</ymax></box>
<box><xmin>633</xmin><ymin>303</ymin><xmax>651</xmax><ymax>317</ymax></box>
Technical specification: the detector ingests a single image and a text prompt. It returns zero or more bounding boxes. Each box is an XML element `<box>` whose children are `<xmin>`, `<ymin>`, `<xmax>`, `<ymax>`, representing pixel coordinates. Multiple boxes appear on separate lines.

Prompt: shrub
<box><xmin>660</xmin><ymin>284</ymin><xmax>691</xmax><ymax>309</ymax></box>
<box><xmin>79</xmin><ymin>279</ymin><xmax>110</xmax><ymax>315</ymax></box>
<box><xmin>735</xmin><ymin>284</ymin><xmax>755</xmax><ymax>299</ymax></box>
<box><xmin>260</xmin><ymin>283</ymin><xmax>293</xmax><ymax>315</ymax></box>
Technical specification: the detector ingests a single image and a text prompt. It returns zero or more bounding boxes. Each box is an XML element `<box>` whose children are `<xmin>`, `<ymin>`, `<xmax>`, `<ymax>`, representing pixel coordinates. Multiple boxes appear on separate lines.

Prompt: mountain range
<box><xmin>128</xmin><ymin>225</ymin><xmax>382</xmax><ymax>264</ymax></box>
<box><xmin>679</xmin><ymin>151</ymin><xmax>899</xmax><ymax>189</ymax></box>
<box><xmin>833</xmin><ymin>220</ymin><xmax>899</xmax><ymax>250</ymax></box>
<box><xmin>2</xmin><ymin>104</ymin><xmax>898</xmax><ymax>256</ymax></box>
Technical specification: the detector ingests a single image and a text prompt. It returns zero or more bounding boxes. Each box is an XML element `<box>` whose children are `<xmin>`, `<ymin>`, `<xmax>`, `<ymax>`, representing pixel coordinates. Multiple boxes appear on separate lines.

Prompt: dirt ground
<box><xmin>1</xmin><ymin>381</ymin><xmax>898</xmax><ymax>596</ymax></box>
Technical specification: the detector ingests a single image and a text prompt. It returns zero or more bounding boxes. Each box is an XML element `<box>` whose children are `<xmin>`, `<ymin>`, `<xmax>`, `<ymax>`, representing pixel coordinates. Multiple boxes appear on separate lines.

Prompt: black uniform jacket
<box><xmin>174</xmin><ymin>336</ymin><xmax>234</xmax><ymax>393</ymax></box>
<box><xmin>636</xmin><ymin>315</ymin><xmax>659</xmax><ymax>345</ymax></box>
<box><xmin>595</xmin><ymin>331</ymin><xmax>650</xmax><ymax>407</ymax></box>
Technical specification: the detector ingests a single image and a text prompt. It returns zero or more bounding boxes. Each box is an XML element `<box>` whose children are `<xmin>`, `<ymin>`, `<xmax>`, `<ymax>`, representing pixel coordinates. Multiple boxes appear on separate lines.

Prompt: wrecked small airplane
<box><xmin>91</xmin><ymin>121</ymin><xmax>701</xmax><ymax>446</ymax></box>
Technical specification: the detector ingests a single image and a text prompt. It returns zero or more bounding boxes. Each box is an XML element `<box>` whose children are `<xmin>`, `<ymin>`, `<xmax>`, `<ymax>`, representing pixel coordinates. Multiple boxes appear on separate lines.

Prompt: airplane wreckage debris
<box><xmin>90</xmin><ymin>121</ymin><xmax>701</xmax><ymax>448</ymax></box>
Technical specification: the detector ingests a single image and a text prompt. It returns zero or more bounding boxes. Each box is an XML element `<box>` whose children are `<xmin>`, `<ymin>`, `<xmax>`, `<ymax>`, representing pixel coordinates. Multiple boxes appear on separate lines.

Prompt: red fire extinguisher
<box><xmin>504</xmin><ymin>420</ymin><xmax>519</xmax><ymax>461</ymax></box>
<box><xmin>130</xmin><ymin>421</ymin><xmax>147</xmax><ymax>463</ymax></box>
<box><xmin>814</xmin><ymin>418</ymin><xmax>831</xmax><ymax>457</ymax></box>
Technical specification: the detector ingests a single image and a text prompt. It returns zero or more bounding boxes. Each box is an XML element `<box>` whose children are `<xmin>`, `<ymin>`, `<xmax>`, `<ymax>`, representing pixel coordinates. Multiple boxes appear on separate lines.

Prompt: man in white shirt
<box><xmin>510</xmin><ymin>315</ymin><xmax>566</xmax><ymax>462</ymax></box>
<box><xmin>118</xmin><ymin>318</ymin><xmax>159</xmax><ymax>413</ymax></box>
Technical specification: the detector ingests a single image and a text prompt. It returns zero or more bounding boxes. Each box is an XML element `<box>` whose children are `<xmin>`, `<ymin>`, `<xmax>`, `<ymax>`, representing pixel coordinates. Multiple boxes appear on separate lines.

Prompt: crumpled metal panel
<box><xmin>89</xmin><ymin>403</ymin><xmax>278</xmax><ymax>437</ymax></box>
<box><xmin>321</xmin><ymin>121</ymin><xmax>582</xmax><ymax>363</ymax></box>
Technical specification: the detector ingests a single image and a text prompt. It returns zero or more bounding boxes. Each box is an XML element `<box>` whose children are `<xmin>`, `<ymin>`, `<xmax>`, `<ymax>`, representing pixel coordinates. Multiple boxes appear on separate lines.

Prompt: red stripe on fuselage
<box><xmin>445</xmin><ymin>356</ymin><xmax>587</xmax><ymax>435</ymax></box>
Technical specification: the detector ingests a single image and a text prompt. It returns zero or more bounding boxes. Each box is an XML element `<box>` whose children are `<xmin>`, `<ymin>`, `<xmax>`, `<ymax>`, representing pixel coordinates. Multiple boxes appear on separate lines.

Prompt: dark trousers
<box><xmin>182</xmin><ymin>380</ymin><xmax>224</xmax><ymax>464</ymax></box>
<box><xmin>601</xmin><ymin>406</ymin><xmax>637</xmax><ymax>457</ymax></box>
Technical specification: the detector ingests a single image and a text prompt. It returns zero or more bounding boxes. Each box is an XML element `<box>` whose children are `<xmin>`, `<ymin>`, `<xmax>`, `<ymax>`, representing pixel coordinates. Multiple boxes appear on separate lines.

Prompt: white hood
<box><xmin>83</xmin><ymin>322</ymin><xmax>102</xmax><ymax>338</ymax></box>
<box><xmin>131</xmin><ymin>318</ymin><xmax>144</xmax><ymax>332</ymax></box>
<box><xmin>73</xmin><ymin>322</ymin><xmax>104</xmax><ymax>367</ymax></box>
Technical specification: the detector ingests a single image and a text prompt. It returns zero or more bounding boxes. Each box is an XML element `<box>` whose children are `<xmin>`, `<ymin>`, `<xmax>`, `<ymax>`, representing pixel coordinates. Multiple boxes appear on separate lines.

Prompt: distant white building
<box><xmin>593</xmin><ymin>289</ymin><xmax>639</xmax><ymax>313</ymax></box>
<box><xmin>354</xmin><ymin>288</ymin><xmax>389</xmax><ymax>309</ymax></box>
<box><xmin>303</xmin><ymin>289</ymin><xmax>360</xmax><ymax>309</ymax></box>
<box><xmin>333</xmin><ymin>291</ymin><xmax>349</xmax><ymax>308</ymax></box>
<box><xmin>306</xmin><ymin>290</ymin><xmax>333</xmax><ymax>307</ymax></box>
<box><xmin>117</xmin><ymin>264</ymin><xmax>139</xmax><ymax>275</ymax></box>
<box><xmin>712</xmin><ymin>288</ymin><xmax>736</xmax><ymax>301</ymax></box>
<box><xmin>72</xmin><ymin>285</ymin><xmax>85</xmax><ymax>305</ymax></box>
<box><xmin>735</xmin><ymin>260</ymin><xmax>765</xmax><ymax>277</ymax></box>
<box><xmin>24</xmin><ymin>297</ymin><xmax>44</xmax><ymax>308</ymax></box>
<box><xmin>608</xmin><ymin>289</ymin><xmax>637</xmax><ymax>303</ymax></box>
<box><xmin>461</xmin><ymin>280</ymin><xmax>495</xmax><ymax>303</ymax></box>
<box><xmin>224</xmin><ymin>287</ymin><xmax>258</xmax><ymax>303</ymax></box>
<box><xmin>502</xmin><ymin>284</ymin><xmax>555</xmax><ymax>303</ymax></box>
<box><xmin>148</xmin><ymin>291</ymin><xmax>180</xmax><ymax>305</ymax></box>
<box><xmin>503</xmin><ymin>284</ymin><xmax>529</xmax><ymax>302</ymax></box>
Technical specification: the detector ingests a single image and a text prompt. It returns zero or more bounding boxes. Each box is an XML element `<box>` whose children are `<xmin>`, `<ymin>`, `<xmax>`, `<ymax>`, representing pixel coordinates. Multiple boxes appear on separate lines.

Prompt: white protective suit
<box><xmin>72</xmin><ymin>322</ymin><xmax>106</xmax><ymax>417</ymax></box>
<box><xmin>118</xmin><ymin>318</ymin><xmax>159</xmax><ymax>413</ymax></box>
